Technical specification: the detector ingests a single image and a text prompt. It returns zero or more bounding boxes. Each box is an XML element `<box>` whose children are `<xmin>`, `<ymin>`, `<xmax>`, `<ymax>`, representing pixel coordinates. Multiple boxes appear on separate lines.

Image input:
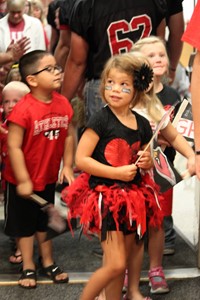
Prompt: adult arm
<box><xmin>54</xmin><ymin>28</ymin><xmax>71</xmax><ymax>70</ymax></box>
<box><xmin>61</xmin><ymin>32</ymin><xmax>88</xmax><ymax>100</ymax></box>
<box><xmin>167</xmin><ymin>11</ymin><xmax>184</xmax><ymax>82</ymax></box>
<box><xmin>49</xmin><ymin>27</ymin><xmax>59</xmax><ymax>54</ymax></box>
<box><xmin>191</xmin><ymin>51</ymin><xmax>200</xmax><ymax>179</ymax></box>
<box><xmin>156</xmin><ymin>18</ymin><xmax>166</xmax><ymax>39</ymax></box>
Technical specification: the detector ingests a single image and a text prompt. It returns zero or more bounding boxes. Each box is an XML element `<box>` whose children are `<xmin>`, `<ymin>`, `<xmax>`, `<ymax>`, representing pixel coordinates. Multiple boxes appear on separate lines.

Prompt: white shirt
<box><xmin>0</xmin><ymin>14</ymin><xmax>46</xmax><ymax>53</ymax></box>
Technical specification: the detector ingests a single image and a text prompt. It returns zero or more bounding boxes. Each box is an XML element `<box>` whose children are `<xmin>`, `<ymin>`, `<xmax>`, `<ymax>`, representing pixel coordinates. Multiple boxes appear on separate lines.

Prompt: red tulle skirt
<box><xmin>61</xmin><ymin>172</ymin><xmax>163</xmax><ymax>239</ymax></box>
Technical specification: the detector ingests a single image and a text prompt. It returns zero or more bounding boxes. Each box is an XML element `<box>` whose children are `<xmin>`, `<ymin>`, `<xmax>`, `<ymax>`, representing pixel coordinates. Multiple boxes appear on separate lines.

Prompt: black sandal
<box><xmin>41</xmin><ymin>264</ymin><xmax>69</xmax><ymax>284</ymax></box>
<box><xmin>19</xmin><ymin>269</ymin><xmax>37</xmax><ymax>289</ymax></box>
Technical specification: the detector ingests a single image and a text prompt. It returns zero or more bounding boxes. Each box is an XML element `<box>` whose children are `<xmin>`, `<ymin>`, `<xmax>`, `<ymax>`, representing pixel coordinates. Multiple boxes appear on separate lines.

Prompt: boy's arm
<box><xmin>59</xmin><ymin>123</ymin><xmax>75</xmax><ymax>185</ymax></box>
<box><xmin>7</xmin><ymin>122</ymin><xmax>33</xmax><ymax>197</ymax></box>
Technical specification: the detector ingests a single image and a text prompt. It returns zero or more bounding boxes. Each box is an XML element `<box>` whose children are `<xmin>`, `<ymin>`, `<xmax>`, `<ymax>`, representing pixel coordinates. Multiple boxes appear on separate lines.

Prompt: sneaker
<box><xmin>123</xmin><ymin>269</ymin><xmax>128</xmax><ymax>292</ymax></box>
<box><xmin>163</xmin><ymin>247</ymin><xmax>175</xmax><ymax>255</ymax></box>
<box><xmin>148</xmin><ymin>266</ymin><xmax>169</xmax><ymax>294</ymax></box>
<box><xmin>123</xmin><ymin>294</ymin><xmax>128</xmax><ymax>300</ymax></box>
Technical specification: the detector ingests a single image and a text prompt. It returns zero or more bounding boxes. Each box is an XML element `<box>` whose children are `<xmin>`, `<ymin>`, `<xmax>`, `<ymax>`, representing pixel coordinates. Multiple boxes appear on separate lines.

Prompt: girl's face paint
<box><xmin>105</xmin><ymin>85</ymin><xmax>112</xmax><ymax>90</ymax></box>
<box><xmin>105</xmin><ymin>86</ymin><xmax>131</xmax><ymax>94</ymax></box>
<box><xmin>121</xmin><ymin>88</ymin><xmax>131</xmax><ymax>94</ymax></box>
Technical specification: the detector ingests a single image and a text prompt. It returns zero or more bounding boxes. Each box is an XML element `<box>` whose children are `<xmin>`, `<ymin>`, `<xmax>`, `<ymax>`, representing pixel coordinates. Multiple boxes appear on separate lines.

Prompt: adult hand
<box><xmin>6</xmin><ymin>37</ymin><xmax>31</xmax><ymax>62</ymax></box>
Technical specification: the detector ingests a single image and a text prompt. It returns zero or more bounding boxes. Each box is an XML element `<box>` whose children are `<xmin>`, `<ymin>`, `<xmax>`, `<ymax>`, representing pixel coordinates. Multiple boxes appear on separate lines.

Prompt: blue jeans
<box><xmin>84</xmin><ymin>79</ymin><xmax>105</xmax><ymax>121</ymax></box>
<box><xmin>164</xmin><ymin>215</ymin><xmax>176</xmax><ymax>249</ymax></box>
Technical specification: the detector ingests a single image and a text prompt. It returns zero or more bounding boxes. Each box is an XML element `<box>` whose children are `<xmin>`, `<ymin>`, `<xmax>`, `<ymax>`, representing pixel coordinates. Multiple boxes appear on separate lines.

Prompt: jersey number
<box><xmin>107</xmin><ymin>15</ymin><xmax>152</xmax><ymax>55</ymax></box>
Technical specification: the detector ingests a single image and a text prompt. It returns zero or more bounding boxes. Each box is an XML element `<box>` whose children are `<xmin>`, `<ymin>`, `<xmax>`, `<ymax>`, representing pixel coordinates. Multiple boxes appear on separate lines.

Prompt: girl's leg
<box><xmin>36</xmin><ymin>231</ymin><xmax>68</xmax><ymax>282</ymax></box>
<box><xmin>105</xmin><ymin>233</ymin><xmax>136</xmax><ymax>300</ymax></box>
<box><xmin>148</xmin><ymin>226</ymin><xmax>164</xmax><ymax>269</ymax></box>
<box><xmin>126</xmin><ymin>238</ymin><xmax>145</xmax><ymax>300</ymax></box>
<box><xmin>18</xmin><ymin>235</ymin><xmax>36</xmax><ymax>287</ymax></box>
<box><xmin>80</xmin><ymin>231</ymin><xmax>127</xmax><ymax>300</ymax></box>
<box><xmin>148</xmin><ymin>226</ymin><xmax>169</xmax><ymax>294</ymax></box>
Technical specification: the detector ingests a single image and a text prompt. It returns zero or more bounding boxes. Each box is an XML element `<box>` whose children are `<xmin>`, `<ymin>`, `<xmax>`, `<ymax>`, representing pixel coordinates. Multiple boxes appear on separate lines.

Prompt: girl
<box><xmin>122</xmin><ymin>37</ymin><xmax>195</xmax><ymax>299</ymax></box>
<box><xmin>62</xmin><ymin>53</ymin><xmax>164</xmax><ymax>300</ymax></box>
<box><xmin>30</xmin><ymin>0</ymin><xmax>51</xmax><ymax>50</ymax></box>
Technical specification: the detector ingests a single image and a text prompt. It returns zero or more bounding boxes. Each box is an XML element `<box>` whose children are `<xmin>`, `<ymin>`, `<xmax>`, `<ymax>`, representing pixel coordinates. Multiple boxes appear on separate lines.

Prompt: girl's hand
<box><xmin>17</xmin><ymin>179</ymin><xmax>33</xmax><ymax>198</ymax></box>
<box><xmin>136</xmin><ymin>150</ymin><xmax>153</xmax><ymax>170</ymax></box>
<box><xmin>59</xmin><ymin>166</ymin><xmax>75</xmax><ymax>185</ymax></box>
<box><xmin>116</xmin><ymin>164</ymin><xmax>138</xmax><ymax>181</ymax></box>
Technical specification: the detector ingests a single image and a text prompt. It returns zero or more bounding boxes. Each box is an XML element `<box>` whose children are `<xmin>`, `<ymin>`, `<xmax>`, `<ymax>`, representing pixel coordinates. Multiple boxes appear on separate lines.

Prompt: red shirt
<box><xmin>8</xmin><ymin>19</ymin><xmax>25</xmax><ymax>42</ymax></box>
<box><xmin>5</xmin><ymin>91</ymin><xmax>73</xmax><ymax>191</ymax></box>
<box><xmin>182</xmin><ymin>2</ymin><xmax>200</xmax><ymax>50</ymax></box>
<box><xmin>0</xmin><ymin>121</ymin><xmax>9</xmax><ymax>183</ymax></box>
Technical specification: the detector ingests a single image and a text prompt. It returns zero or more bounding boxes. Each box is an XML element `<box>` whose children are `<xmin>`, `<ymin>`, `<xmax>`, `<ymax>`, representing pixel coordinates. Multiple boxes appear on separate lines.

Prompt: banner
<box><xmin>175</xmin><ymin>99</ymin><xmax>194</xmax><ymax>143</ymax></box>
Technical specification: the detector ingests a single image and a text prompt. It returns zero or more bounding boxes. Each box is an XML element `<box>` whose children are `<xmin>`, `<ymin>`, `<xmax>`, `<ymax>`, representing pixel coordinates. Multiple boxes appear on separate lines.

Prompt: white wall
<box><xmin>183</xmin><ymin>0</ymin><xmax>197</xmax><ymax>21</ymax></box>
<box><xmin>172</xmin><ymin>1</ymin><xmax>200</xmax><ymax>252</ymax></box>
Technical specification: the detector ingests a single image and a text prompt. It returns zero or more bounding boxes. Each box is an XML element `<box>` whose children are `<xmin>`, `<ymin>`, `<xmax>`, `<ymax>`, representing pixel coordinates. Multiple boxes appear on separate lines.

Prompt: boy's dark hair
<box><xmin>19</xmin><ymin>50</ymin><xmax>49</xmax><ymax>84</ymax></box>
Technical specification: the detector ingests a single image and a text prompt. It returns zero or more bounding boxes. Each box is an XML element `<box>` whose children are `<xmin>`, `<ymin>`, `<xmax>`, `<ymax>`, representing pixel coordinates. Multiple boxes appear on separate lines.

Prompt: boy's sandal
<box><xmin>9</xmin><ymin>253</ymin><xmax>23</xmax><ymax>264</ymax></box>
<box><xmin>19</xmin><ymin>269</ymin><xmax>37</xmax><ymax>289</ymax></box>
<box><xmin>41</xmin><ymin>264</ymin><xmax>69</xmax><ymax>283</ymax></box>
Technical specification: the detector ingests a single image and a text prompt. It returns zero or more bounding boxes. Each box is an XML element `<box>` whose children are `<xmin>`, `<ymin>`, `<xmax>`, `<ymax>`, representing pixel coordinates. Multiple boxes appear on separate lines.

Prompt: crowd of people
<box><xmin>0</xmin><ymin>0</ymin><xmax>199</xmax><ymax>299</ymax></box>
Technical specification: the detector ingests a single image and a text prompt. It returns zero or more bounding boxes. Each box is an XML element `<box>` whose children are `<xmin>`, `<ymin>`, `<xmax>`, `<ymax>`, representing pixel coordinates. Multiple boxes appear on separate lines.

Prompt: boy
<box><xmin>1</xmin><ymin>81</ymin><xmax>30</xmax><ymax>264</ymax></box>
<box><xmin>4</xmin><ymin>50</ymin><xmax>75</xmax><ymax>288</ymax></box>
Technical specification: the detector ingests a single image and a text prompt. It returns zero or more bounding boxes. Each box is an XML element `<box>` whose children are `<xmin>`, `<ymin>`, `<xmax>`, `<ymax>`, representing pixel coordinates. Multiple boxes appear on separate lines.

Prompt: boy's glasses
<box><xmin>31</xmin><ymin>65</ymin><xmax>62</xmax><ymax>75</ymax></box>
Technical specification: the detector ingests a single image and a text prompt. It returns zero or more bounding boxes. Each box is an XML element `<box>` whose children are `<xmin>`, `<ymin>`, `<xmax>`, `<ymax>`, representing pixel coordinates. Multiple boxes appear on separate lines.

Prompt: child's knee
<box><xmin>108</xmin><ymin>261</ymin><xmax>126</xmax><ymax>277</ymax></box>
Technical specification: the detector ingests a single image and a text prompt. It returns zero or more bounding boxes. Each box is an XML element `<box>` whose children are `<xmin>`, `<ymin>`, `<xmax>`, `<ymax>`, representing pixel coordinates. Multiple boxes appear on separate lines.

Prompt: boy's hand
<box><xmin>136</xmin><ymin>150</ymin><xmax>153</xmax><ymax>170</ymax></box>
<box><xmin>17</xmin><ymin>179</ymin><xmax>33</xmax><ymax>198</ymax></box>
<box><xmin>115</xmin><ymin>164</ymin><xmax>137</xmax><ymax>182</ymax></box>
<box><xmin>59</xmin><ymin>166</ymin><xmax>75</xmax><ymax>185</ymax></box>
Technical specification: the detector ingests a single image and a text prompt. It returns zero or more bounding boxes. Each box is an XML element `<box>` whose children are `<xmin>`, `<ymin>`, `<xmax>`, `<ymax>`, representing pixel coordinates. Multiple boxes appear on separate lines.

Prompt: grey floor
<box><xmin>0</xmin><ymin>210</ymin><xmax>200</xmax><ymax>299</ymax></box>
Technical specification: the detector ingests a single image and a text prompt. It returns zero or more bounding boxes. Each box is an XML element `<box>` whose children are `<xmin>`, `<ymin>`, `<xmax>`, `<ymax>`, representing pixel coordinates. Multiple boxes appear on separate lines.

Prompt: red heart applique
<box><xmin>104</xmin><ymin>138</ymin><xmax>140</xmax><ymax>166</ymax></box>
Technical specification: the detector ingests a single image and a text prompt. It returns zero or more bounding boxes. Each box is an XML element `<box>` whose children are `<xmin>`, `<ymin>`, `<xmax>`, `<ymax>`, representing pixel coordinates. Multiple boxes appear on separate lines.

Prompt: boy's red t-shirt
<box><xmin>182</xmin><ymin>2</ymin><xmax>200</xmax><ymax>50</ymax></box>
<box><xmin>4</xmin><ymin>91</ymin><xmax>73</xmax><ymax>191</ymax></box>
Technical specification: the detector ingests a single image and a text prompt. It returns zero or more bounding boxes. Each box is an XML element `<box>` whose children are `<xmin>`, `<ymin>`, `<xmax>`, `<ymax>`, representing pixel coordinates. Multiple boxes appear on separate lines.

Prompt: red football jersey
<box><xmin>182</xmin><ymin>1</ymin><xmax>200</xmax><ymax>50</ymax></box>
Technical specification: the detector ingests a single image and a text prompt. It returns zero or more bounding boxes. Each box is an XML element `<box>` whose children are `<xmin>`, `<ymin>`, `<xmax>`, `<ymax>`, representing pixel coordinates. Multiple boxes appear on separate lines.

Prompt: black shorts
<box><xmin>4</xmin><ymin>182</ymin><xmax>56</xmax><ymax>237</ymax></box>
<box><xmin>100</xmin><ymin>206</ymin><xmax>137</xmax><ymax>242</ymax></box>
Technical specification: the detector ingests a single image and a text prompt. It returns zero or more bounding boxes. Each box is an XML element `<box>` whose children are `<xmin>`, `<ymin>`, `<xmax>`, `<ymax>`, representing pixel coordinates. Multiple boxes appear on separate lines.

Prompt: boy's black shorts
<box><xmin>4</xmin><ymin>182</ymin><xmax>56</xmax><ymax>237</ymax></box>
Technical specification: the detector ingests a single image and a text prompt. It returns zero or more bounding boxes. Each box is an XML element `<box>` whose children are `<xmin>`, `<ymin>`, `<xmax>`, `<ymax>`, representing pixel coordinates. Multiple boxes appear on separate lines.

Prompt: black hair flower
<box><xmin>134</xmin><ymin>63</ymin><xmax>154</xmax><ymax>92</ymax></box>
